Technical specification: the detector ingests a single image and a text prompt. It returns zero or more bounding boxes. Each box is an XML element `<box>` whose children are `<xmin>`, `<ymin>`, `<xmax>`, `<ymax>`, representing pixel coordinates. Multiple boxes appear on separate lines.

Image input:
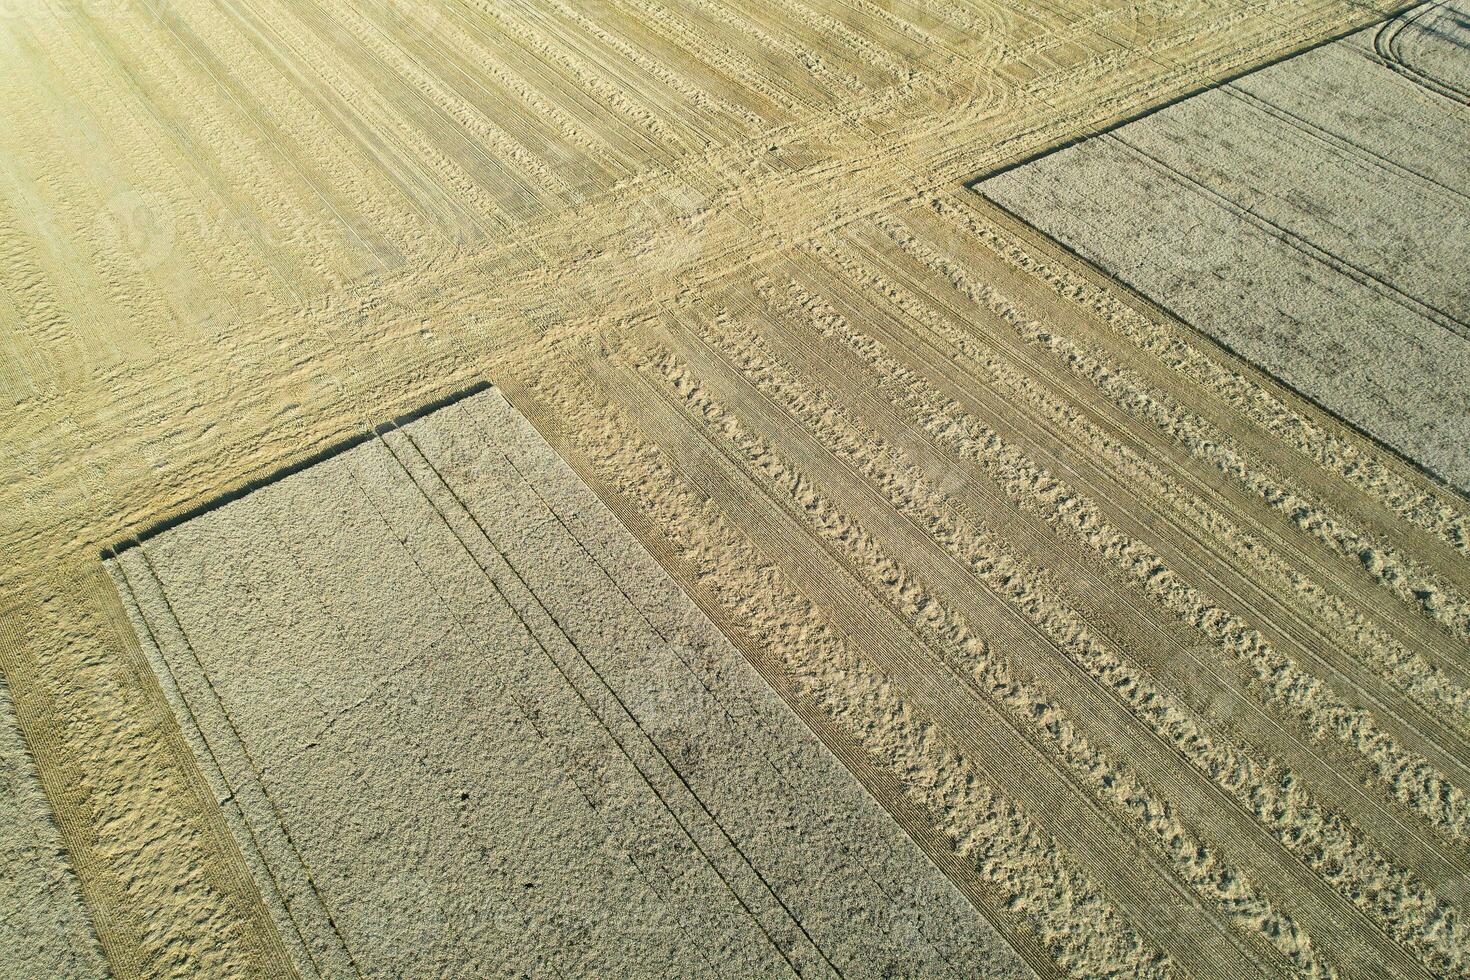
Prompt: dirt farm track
<box><xmin>3</xmin><ymin>0</ymin><xmax>1469</xmax><ymax>977</ymax></box>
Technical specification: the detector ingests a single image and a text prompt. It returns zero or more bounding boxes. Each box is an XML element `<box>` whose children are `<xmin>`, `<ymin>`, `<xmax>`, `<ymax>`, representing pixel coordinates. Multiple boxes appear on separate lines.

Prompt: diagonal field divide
<box><xmin>1</xmin><ymin>0</ymin><xmax>1459</xmax><ymax>976</ymax></box>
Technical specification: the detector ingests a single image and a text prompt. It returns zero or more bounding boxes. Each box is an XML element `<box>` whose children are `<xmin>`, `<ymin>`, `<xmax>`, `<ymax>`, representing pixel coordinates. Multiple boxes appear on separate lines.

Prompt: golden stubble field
<box><xmin>5</xmin><ymin>0</ymin><xmax>1469</xmax><ymax>976</ymax></box>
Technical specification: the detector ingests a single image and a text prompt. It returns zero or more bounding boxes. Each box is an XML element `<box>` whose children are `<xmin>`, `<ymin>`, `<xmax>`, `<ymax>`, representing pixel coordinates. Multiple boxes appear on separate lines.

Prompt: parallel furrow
<box><xmin>945</xmin><ymin>196</ymin><xmax>1470</xmax><ymax>573</ymax></box>
<box><xmin>564</xmin><ymin>352</ymin><xmax>1177</xmax><ymax>979</ymax></box>
<box><xmin>811</xmin><ymin>226</ymin><xmax>1470</xmax><ymax>834</ymax></box>
<box><xmin>761</xmin><ymin>254</ymin><xmax>1468</xmax><ymax>974</ymax></box>
<box><xmin>669</xmin><ymin>303</ymin><xmax>1346</xmax><ymax>977</ymax></box>
<box><xmin>863</xmin><ymin>209</ymin><xmax>1470</xmax><ymax>712</ymax></box>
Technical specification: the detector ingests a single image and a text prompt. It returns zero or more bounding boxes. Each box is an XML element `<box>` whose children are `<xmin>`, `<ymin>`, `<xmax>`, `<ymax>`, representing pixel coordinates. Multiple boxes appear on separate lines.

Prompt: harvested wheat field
<box><xmin>2</xmin><ymin>0</ymin><xmax>1468</xmax><ymax>977</ymax></box>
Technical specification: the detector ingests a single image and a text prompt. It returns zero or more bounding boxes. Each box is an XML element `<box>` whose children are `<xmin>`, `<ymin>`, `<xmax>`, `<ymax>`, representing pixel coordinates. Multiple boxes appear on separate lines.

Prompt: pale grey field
<box><xmin>107</xmin><ymin>388</ymin><xmax>1026</xmax><ymax>979</ymax></box>
<box><xmin>978</xmin><ymin>1</ymin><xmax>1470</xmax><ymax>489</ymax></box>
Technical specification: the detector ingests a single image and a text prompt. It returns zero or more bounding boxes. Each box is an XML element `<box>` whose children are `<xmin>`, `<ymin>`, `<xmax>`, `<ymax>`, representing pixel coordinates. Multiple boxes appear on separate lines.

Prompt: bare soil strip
<box><xmin>0</xmin><ymin>677</ymin><xmax>110</xmax><ymax>980</ymax></box>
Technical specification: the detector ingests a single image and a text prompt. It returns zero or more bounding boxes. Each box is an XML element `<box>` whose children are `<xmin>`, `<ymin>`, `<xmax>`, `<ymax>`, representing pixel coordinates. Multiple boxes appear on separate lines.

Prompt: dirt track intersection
<box><xmin>3</xmin><ymin>0</ymin><xmax>1468</xmax><ymax>977</ymax></box>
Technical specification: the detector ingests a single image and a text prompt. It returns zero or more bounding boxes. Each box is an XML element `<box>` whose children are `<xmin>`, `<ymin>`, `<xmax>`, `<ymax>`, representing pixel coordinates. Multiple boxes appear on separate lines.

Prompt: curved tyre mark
<box><xmin>1374</xmin><ymin>1</ymin><xmax>1470</xmax><ymax>105</ymax></box>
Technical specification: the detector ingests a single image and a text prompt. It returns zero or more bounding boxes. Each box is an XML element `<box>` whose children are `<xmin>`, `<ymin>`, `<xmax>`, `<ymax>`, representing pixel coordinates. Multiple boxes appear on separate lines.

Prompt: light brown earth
<box><xmin>4</xmin><ymin>0</ymin><xmax>1468</xmax><ymax>978</ymax></box>
<box><xmin>0</xmin><ymin>677</ymin><xmax>110</xmax><ymax>979</ymax></box>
